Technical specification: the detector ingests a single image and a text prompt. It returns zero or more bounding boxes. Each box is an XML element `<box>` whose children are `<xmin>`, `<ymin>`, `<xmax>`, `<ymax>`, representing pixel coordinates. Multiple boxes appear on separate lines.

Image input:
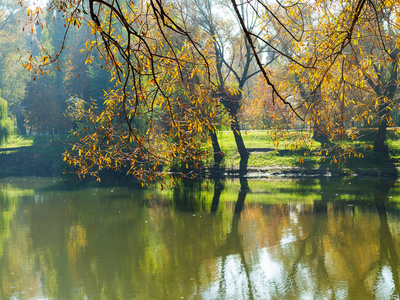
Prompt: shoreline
<box><xmin>205</xmin><ymin>164</ymin><xmax>399</xmax><ymax>179</ymax></box>
<box><xmin>1</xmin><ymin>145</ymin><xmax>399</xmax><ymax>181</ymax></box>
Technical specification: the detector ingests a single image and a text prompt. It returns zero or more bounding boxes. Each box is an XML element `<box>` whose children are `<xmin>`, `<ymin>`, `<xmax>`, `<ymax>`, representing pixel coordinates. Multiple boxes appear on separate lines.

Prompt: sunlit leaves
<box><xmin>45</xmin><ymin>0</ymin><xmax>219</xmax><ymax>184</ymax></box>
<box><xmin>21</xmin><ymin>0</ymin><xmax>400</xmax><ymax>179</ymax></box>
<box><xmin>263</xmin><ymin>0</ymin><xmax>400</xmax><ymax>157</ymax></box>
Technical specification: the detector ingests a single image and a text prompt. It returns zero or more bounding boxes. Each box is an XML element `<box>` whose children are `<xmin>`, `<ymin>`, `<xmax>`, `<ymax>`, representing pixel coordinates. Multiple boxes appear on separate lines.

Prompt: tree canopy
<box><xmin>19</xmin><ymin>0</ymin><xmax>400</xmax><ymax>181</ymax></box>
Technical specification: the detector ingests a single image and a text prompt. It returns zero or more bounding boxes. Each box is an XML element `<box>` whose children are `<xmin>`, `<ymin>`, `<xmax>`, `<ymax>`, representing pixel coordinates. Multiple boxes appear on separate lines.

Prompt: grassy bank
<box><xmin>0</xmin><ymin>135</ymin><xmax>68</xmax><ymax>177</ymax></box>
<box><xmin>214</xmin><ymin>130</ymin><xmax>320</xmax><ymax>169</ymax></box>
<box><xmin>1</xmin><ymin>129</ymin><xmax>400</xmax><ymax>178</ymax></box>
<box><xmin>211</xmin><ymin>129</ymin><xmax>400</xmax><ymax>177</ymax></box>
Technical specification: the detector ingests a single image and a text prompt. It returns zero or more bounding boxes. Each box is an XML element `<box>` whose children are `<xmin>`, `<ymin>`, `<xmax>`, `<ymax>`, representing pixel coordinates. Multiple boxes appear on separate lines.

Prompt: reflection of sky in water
<box><xmin>201</xmin><ymin>249</ymin><xmax>283</xmax><ymax>299</ymax></box>
<box><xmin>290</xmin><ymin>209</ymin><xmax>299</xmax><ymax>224</ymax></box>
<box><xmin>375</xmin><ymin>266</ymin><xmax>395</xmax><ymax>300</ymax></box>
<box><xmin>200</xmin><ymin>245</ymin><xmax>353</xmax><ymax>300</ymax></box>
<box><xmin>280</xmin><ymin>229</ymin><xmax>296</xmax><ymax>246</ymax></box>
<box><xmin>198</xmin><ymin>201</ymin><xmax>400</xmax><ymax>300</ymax></box>
<box><xmin>250</xmin><ymin>248</ymin><xmax>284</xmax><ymax>298</ymax></box>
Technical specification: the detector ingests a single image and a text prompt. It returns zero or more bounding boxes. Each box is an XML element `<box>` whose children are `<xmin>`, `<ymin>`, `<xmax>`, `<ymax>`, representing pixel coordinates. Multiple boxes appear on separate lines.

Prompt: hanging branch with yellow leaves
<box><xmin>21</xmin><ymin>0</ymin><xmax>400</xmax><ymax>179</ymax></box>
<box><xmin>22</xmin><ymin>0</ymin><xmax>218</xmax><ymax>184</ymax></box>
<box><xmin>232</xmin><ymin>0</ymin><xmax>400</xmax><ymax>162</ymax></box>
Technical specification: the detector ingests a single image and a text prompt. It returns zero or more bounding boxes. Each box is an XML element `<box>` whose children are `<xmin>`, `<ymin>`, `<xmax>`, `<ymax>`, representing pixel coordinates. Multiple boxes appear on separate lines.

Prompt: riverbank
<box><xmin>206</xmin><ymin>130</ymin><xmax>400</xmax><ymax>179</ymax></box>
<box><xmin>1</xmin><ymin>130</ymin><xmax>399</xmax><ymax>180</ymax></box>
<box><xmin>0</xmin><ymin>135</ymin><xmax>67</xmax><ymax>177</ymax></box>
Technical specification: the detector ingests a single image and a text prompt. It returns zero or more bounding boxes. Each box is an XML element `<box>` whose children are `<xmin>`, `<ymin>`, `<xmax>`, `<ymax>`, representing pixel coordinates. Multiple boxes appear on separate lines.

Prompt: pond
<box><xmin>0</xmin><ymin>176</ymin><xmax>400</xmax><ymax>299</ymax></box>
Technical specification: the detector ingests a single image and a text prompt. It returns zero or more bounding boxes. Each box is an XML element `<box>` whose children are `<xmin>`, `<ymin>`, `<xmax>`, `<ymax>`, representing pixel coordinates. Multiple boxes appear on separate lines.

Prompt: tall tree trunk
<box><xmin>231</xmin><ymin>116</ymin><xmax>249</xmax><ymax>160</ymax></box>
<box><xmin>220</xmin><ymin>92</ymin><xmax>249</xmax><ymax>164</ymax></box>
<box><xmin>313</xmin><ymin>122</ymin><xmax>329</xmax><ymax>143</ymax></box>
<box><xmin>16</xmin><ymin>112</ymin><xmax>26</xmax><ymax>135</ymax></box>
<box><xmin>366</xmin><ymin>56</ymin><xmax>399</xmax><ymax>154</ymax></box>
<box><xmin>374</xmin><ymin>110</ymin><xmax>389</xmax><ymax>154</ymax></box>
<box><xmin>374</xmin><ymin>101</ymin><xmax>390</xmax><ymax>154</ymax></box>
<box><xmin>209</xmin><ymin>129</ymin><xmax>224</xmax><ymax>165</ymax></box>
<box><xmin>310</xmin><ymin>87</ymin><xmax>329</xmax><ymax>143</ymax></box>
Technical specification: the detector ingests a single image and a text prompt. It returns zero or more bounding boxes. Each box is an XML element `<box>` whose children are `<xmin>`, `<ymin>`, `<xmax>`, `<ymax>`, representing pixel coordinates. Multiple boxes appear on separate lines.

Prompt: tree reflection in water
<box><xmin>215</xmin><ymin>176</ymin><xmax>254</xmax><ymax>299</ymax></box>
<box><xmin>374</xmin><ymin>174</ymin><xmax>400</xmax><ymax>299</ymax></box>
<box><xmin>1</xmin><ymin>176</ymin><xmax>400</xmax><ymax>299</ymax></box>
<box><xmin>198</xmin><ymin>175</ymin><xmax>400</xmax><ymax>299</ymax></box>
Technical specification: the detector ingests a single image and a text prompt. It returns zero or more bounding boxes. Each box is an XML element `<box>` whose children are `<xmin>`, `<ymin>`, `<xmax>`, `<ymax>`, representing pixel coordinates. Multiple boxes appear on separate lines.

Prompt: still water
<box><xmin>1</xmin><ymin>176</ymin><xmax>400</xmax><ymax>299</ymax></box>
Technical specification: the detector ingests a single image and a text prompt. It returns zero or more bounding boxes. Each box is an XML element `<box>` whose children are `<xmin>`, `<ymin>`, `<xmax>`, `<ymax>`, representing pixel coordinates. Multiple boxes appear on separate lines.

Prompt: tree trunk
<box><xmin>313</xmin><ymin>123</ymin><xmax>329</xmax><ymax>143</ymax></box>
<box><xmin>374</xmin><ymin>117</ymin><xmax>388</xmax><ymax>154</ymax></box>
<box><xmin>16</xmin><ymin>113</ymin><xmax>26</xmax><ymax>135</ymax></box>
<box><xmin>374</xmin><ymin>102</ymin><xmax>389</xmax><ymax>154</ymax></box>
<box><xmin>209</xmin><ymin>129</ymin><xmax>224</xmax><ymax>165</ymax></box>
<box><xmin>310</xmin><ymin>88</ymin><xmax>330</xmax><ymax>143</ymax></box>
<box><xmin>231</xmin><ymin>117</ymin><xmax>249</xmax><ymax>160</ymax></box>
<box><xmin>219</xmin><ymin>91</ymin><xmax>249</xmax><ymax>168</ymax></box>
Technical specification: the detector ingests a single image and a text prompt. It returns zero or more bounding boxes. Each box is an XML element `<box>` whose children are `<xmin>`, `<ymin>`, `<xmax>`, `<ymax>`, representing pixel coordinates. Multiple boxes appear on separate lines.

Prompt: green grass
<box><xmin>0</xmin><ymin>135</ymin><xmax>35</xmax><ymax>148</ymax></box>
<box><xmin>0</xmin><ymin>134</ymin><xmax>67</xmax><ymax>158</ymax></box>
<box><xmin>1</xmin><ymin>135</ymin><xmax>67</xmax><ymax>151</ymax></box>
<box><xmin>205</xmin><ymin>129</ymin><xmax>400</xmax><ymax>173</ymax></box>
<box><xmin>214</xmin><ymin>130</ymin><xmax>321</xmax><ymax>169</ymax></box>
<box><xmin>0</xmin><ymin>134</ymin><xmax>69</xmax><ymax>177</ymax></box>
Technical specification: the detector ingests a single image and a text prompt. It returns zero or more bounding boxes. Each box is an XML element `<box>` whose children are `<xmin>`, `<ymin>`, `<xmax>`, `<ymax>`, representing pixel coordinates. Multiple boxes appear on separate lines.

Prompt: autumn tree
<box><xmin>169</xmin><ymin>0</ymin><xmax>225</xmax><ymax>166</ymax></box>
<box><xmin>0</xmin><ymin>1</ymin><xmax>30</xmax><ymax>135</ymax></box>
<box><xmin>179</xmin><ymin>0</ymin><xmax>278</xmax><ymax>170</ymax></box>
<box><xmin>241</xmin><ymin>70</ymin><xmax>299</xmax><ymax>130</ymax></box>
<box><xmin>21</xmin><ymin>0</ymin><xmax>221</xmax><ymax>183</ymax></box>
<box><xmin>235</xmin><ymin>0</ymin><xmax>400</xmax><ymax>158</ymax></box>
<box><xmin>355</xmin><ymin>4</ymin><xmax>400</xmax><ymax>154</ymax></box>
<box><xmin>0</xmin><ymin>91</ymin><xmax>12</xmax><ymax>145</ymax></box>
<box><xmin>22</xmin><ymin>12</ymin><xmax>70</xmax><ymax>136</ymax></box>
<box><xmin>21</xmin><ymin>0</ymin><xmax>400</xmax><ymax>181</ymax></box>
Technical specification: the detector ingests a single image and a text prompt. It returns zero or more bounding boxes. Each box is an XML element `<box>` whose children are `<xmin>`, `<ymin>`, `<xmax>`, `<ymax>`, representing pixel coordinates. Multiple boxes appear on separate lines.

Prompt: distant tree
<box><xmin>24</xmin><ymin>74</ymin><xmax>69</xmax><ymax>135</ymax></box>
<box><xmin>0</xmin><ymin>90</ymin><xmax>12</xmax><ymax>145</ymax></box>
<box><xmin>22</xmin><ymin>6</ymin><xmax>71</xmax><ymax>135</ymax></box>
<box><xmin>0</xmin><ymin>1</ymin><xmax>29</xmax><ymax>135</ymax></box>
<box><xmin>63</xmin><ymin>24</ymin><xmax>112</xmax><ymax>106</ymax></box>
<box><xmin>240</xmin><ymin>71</ymin><xmax>294</xmax><ymax>130</ymax></box>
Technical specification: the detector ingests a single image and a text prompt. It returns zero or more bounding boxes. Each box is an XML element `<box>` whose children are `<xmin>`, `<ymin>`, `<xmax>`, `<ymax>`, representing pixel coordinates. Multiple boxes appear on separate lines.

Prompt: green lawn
<box><xmin>0</xmin><ymin>135</ymin><xmax>67</xmax><ymax>154</ymax></box>
<box><xmin>0</xmin><ymin>135</ymin><xmax>35</xmax><ymax>148</ymax></box>
<box><xmin>0</xmin><ymin>135</ymin><xmax>69</xmax><ymax>177</ymax></box>
<box><xmin>214</xmin><ymin>130</ymin><xmax>320</xmax><ymax>169</ymax></box>
<box><xmin>210</xmin><ymin>129</ymin><xmax>400</xmax><ymax>172</ymax></box>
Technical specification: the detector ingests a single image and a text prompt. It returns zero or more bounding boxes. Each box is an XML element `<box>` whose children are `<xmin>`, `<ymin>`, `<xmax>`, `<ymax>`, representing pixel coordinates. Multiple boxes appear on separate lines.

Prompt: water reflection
<box><xmin>1</xmin><ymin>177</ymin><xmax>400</xmax><ymax>299</ymax></box>
<box><xmin>374</xmin><ymin>177</ymin><xmax>400</xmax><ymax>299</ymax></box>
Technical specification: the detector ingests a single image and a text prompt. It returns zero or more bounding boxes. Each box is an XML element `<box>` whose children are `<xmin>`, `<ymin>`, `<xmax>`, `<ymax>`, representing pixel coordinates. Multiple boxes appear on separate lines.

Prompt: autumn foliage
<box><xmin>16</xmin><ymin>0</ymin><xmax>400</xmax><ymax>181</ymax></box>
